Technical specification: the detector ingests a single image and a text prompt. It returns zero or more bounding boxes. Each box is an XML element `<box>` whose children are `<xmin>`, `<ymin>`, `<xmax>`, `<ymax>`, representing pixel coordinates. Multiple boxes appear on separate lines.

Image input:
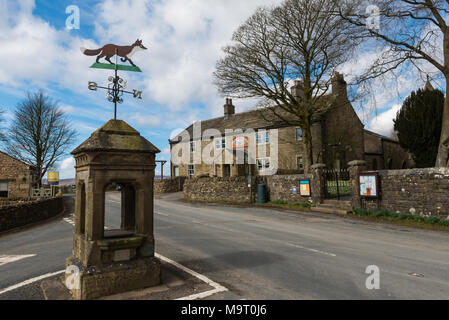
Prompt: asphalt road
<box><xmin>1</xmin><ymin>192</ymin><xmax>448</xmax><ymax>299</ymax></box>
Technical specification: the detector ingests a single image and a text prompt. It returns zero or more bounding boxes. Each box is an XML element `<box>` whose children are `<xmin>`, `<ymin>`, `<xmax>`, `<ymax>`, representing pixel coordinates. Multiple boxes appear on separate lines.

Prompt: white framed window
<box><xmin>0</xmin><ymin>181</ymin><xmax>8</xmax><ymax>198</ymax></box>
<box><xmin>296</xmin><ymin>128</ymin><xmax>303</xmax><ymax>141</ymax></box>
<box><xmin>297</xmin><ymin>156</ymin><xmax>304</xmax><ymax>169</ymax></box>
<box><xmin>174</xmin><ymin>166</ymin><xmax>179</xmax><ymax>177</ymax></box>
<box><xmin>256</xmin><ymin>158</ymin><xmax>271</xmax><ymax>172</ymax></box>
<box><xmin>256</xmin><ymin>131</ymin><xmax>269</xmax><ymax>145</ymax></box>
<box><xmin>215</xmin><ymin>138</ymin><xmax>226</xmax><ymax>149</ymax></box>
<box><xmin>188</xmin><ymin>165</ymin><xmax>195</xmax><ymax>178</ymax></box>
<box><xmin>190</xmin><ymin>141</ymin><xmax>196</xmax><ymax>152</ymax></box>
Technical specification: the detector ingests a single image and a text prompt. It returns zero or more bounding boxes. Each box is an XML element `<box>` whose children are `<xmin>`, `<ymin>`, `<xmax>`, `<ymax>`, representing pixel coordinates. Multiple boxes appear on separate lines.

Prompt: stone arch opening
<box><xmin>103</xmin><ymin>182</ymin><xmax>136</xmax><ymax>238</ymax></box>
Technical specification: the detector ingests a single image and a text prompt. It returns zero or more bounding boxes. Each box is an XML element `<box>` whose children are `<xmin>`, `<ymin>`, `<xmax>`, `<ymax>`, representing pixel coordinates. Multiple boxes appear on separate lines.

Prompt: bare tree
<box><xmin>7</xmin><ymin>91</ymin><xmax>77</xmax><ymax>186</ymax></box>
<box><xmin>0</xmin><ymin>109</ymin><xmax>6</xmax><ymax>144</ymax></box>
<box><xmin>214</xmin><ymin>0</ymin><xmax>357</xmax><ymax>172</ymax></box>
<box><xmin>336</xmin><ymin>0</ymin><xmax>449</xmax><ymax>167</ymax></box>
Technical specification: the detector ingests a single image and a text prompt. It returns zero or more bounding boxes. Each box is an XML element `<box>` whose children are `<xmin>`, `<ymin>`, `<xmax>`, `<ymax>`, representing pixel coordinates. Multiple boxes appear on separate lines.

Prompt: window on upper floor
<box><xmin>174</xmin><ymin>166</ymin><xmax>180</xmax><ymax>177</ymax></box>
<box><xmin>256</xmin><ymin>131</ymin><xmax>269</xmax><ymax>145</ymax></box>
<box><xmin>190</xmin><ymin>141</ymin><xmax>196</xmax><ymax>152</ymax></box>
<box><xmin>215</xmin><ymin>138</ymin><xmax>226</xmax><ymax>149</ymax></box>
<box><xmin>296</xmin><ymin>128</ymin><xmax>303</xmax><ymax>141</ymax></box>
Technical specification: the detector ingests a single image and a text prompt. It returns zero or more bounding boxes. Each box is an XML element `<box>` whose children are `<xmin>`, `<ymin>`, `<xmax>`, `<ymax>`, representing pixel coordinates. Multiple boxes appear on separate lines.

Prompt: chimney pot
<box><xmin>224</xmin><ymin>98</ymin><xmax>235</xmax><ymax>119</ymax></box>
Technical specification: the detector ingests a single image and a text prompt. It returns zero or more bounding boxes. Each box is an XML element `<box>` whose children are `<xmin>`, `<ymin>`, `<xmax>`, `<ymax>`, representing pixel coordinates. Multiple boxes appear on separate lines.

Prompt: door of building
<box><xmin>223</xmin><ymin>165</ymin><xmax>231</xmax><ymax>177</ymax></box>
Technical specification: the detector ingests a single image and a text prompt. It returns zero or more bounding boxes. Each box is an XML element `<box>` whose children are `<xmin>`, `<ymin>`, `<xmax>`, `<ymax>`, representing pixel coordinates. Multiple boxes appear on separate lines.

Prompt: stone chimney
<box><xmin>224</xmin><ymin>98</ymin><xmax>235</xmax><ymax>119</ymax></box>
<box><xmin>332</xmin><ymin>72</ymin><xmax>348</xmax><ymax>99</ymax></box>
<box><xmin>291</xmin><ymin>80</ymin><xmax>305</xmax><ymax>102</ymax></box>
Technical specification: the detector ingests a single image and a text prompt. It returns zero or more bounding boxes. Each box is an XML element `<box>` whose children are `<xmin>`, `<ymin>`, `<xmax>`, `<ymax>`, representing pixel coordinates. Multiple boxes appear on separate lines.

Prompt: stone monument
<box><xmin>65</xmin><ymin>119</ymin><xmax>161</xmax><ymax>300</ymax></box>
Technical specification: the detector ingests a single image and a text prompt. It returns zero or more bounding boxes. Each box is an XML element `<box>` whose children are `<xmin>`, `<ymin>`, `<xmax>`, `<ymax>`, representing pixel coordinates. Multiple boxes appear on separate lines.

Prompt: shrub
<box><xmin>270</xmin><ymin>200</ymin><xmax>288</xmax><ymax>205</ymax></box>
<box><xmin>426</xmin><ymin>217</ymin><xmax>440</xmax><ymax>224</ymax></box>
<box><xmin>294</xmin><ymin>202</ymin><xmax>311</xmax><ymax>209</ymax></box>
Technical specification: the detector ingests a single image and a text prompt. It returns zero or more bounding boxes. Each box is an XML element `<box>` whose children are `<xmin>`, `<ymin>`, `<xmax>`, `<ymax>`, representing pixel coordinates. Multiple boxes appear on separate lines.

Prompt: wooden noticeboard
<box><xmin>300</xmin><ymin>180</ymin><xmax>311</xmax><ymax>196</ymax></box>
<box><xmin>359</xmin><ymin>173</ymin><xmax>379</xmax><ymax>198</ymax></box>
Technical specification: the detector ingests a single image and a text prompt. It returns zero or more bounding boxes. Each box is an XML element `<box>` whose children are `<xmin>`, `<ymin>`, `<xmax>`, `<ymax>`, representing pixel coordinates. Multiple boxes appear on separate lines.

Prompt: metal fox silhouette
<box><xmin>80</xmin><ymin>39</ymin><xmax>147</xmax><ymax>67</ymax></box>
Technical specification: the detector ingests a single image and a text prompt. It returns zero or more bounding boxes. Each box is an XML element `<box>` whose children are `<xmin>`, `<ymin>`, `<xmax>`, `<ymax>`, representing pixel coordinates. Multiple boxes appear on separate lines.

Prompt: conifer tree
<box><xmin>394</xmin><ymin>88</ymin><xmax>444</xmax><ymax>168</ymax></box>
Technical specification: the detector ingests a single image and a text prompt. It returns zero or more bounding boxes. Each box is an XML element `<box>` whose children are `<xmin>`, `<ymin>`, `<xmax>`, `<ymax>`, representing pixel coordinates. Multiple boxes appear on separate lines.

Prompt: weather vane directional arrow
<box><xmin>80</xmin><ymin>39</ymin><xmax>147</xmax><ymax>120</ymax></box>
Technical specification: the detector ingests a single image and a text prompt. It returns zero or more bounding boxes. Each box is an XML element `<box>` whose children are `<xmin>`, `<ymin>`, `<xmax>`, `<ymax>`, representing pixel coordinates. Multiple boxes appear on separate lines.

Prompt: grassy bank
<box><xmin>349</xmin><ymin>208</ymin><xmax>449</xmax><ymax>232</ymax></box>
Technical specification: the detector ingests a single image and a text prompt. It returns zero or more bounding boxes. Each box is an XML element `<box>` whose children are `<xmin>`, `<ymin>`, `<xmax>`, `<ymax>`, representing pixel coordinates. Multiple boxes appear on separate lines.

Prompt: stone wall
<box><xmin>184</xmin><ymin>176</ymin><xmax>254</xmax><ymax>203</ymax></box>
<box><xmin>154</xmin><ymin>177</ymin><xmax>186</xmax><ymax>194</ymax></box>
<box><xmin>0</xmin><ymin>197</ymin><xmax>64</xmax><ymax>233</ymax></box>
<box><xmin>360</xmin><ymin>168</ymin><xmax>449</xmax><ymax>218</ymax></box>
<box><xmin>261</xmin><ymin>174</ymin><xmax>313</xmax><ymax>203</ymax></box>
<box><xmin>183</xmin><ymin>174</ymin><xmax>315</xmax><ymax>204</ymax></box>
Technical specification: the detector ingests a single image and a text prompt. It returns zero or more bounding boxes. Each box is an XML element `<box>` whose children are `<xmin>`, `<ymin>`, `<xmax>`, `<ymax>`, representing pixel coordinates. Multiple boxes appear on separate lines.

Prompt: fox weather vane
<box><xmin>81</xmin><ymin>39</ymin><xmax>147</xmax><ymax>120</ymax></box>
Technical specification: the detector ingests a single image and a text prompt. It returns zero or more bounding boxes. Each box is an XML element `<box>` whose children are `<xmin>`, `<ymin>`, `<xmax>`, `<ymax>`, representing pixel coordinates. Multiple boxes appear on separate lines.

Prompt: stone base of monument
<box><xmin>65</xmin><ymin>256</ymin><xmax>161</xmax><ymax>300</ymax></box>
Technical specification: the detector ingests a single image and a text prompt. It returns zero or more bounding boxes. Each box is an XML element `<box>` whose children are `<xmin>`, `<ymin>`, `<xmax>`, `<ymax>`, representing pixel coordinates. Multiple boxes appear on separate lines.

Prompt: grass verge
<box><xmin>182</xmin><ymin>198</ymin><xmax>312</xmax><ymax>212</ymax></box>
<box><xmin>348</xmin><ymin>208</ymin><xmax>449</xmax><ymax>232</ymax></box>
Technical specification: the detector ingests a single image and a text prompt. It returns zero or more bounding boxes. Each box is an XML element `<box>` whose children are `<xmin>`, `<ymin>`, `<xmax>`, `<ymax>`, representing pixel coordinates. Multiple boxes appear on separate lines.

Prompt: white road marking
<box><xmin>62</xmin><ymin>216</ymin><xmax>114</xmax><ymax>230</ymax></box>
<box><xmin>0</xmin><ymin>270</ymin><xmax>65</xmax><ymax>295</ymax></box>
<box><xmin>0</xmin><ymin>254</ymin><xmax>228</xmax><ymax>300</ymax></box>
<box><xmin>155</xmin><ymin>211</ymin><xmax>169</xmax><ymax>217</ymax></box>
<box><xmin>155</xmin><ymin>253</ymin><xmax>228</xmax><ymax>300</ymax></box>
<box><xmin>0</xmin><ymin>254</ymin><xmax>37</xmax><ymax>267</ymax></box>
<box><xmin>287</xmin><ymin>243</ymin><xmax>337</xmax><ymax>257</ymax></box>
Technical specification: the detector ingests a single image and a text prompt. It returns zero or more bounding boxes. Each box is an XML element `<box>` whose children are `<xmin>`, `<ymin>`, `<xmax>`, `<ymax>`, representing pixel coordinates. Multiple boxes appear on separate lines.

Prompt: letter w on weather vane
<box><xmin>81</xmin><ymin>39</ymin><xmax>146</xmax><ymax>120</ymax></box>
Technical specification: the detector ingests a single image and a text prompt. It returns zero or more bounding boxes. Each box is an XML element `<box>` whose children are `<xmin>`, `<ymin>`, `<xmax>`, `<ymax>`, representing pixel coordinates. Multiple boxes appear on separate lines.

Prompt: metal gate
<box><xmin>324</xmin><ymin>169</ymin><xmax>351</xmax><ymax>200</ymax></box>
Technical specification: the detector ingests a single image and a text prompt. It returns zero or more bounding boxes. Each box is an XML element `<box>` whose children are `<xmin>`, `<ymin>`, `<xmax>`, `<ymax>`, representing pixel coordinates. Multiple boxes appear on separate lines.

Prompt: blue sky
<box><xmin>0</xmin><ymin>0</ymin><xmax>441</xmax><ymax>179</ymax></box>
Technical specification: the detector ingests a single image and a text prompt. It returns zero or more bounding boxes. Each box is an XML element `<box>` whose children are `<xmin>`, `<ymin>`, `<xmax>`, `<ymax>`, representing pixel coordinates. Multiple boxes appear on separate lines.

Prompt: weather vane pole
<box><xmin>80</xmin><ymin>39</ymin><xmax>147</xmax><ymax>120</ymax></box>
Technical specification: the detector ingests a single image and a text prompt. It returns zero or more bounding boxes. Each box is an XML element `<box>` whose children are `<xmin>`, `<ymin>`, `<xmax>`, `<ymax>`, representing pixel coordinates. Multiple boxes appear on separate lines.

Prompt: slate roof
<box><xmin>0</xmin><ymin>150</ymin><xmax>34</xmax><ymax>168</ymax></box>
<box><xmin>72</xmin><ymin>119</ymin><xmax>160</xmax><ymax>154</ymax></box>
<box><xmin>171</xmin><ymin>96</ymin><xmax>395</xmax><ymax>145</ymax></box>
<box><xmin>364</xmin><ymin>129</ymin><xmax>400</xmax><ymax>144</ymax></box>
<box><xmin>169</xmin><ymin>105</ymin><xmax>310</xmax><ymax>144</ymax></box>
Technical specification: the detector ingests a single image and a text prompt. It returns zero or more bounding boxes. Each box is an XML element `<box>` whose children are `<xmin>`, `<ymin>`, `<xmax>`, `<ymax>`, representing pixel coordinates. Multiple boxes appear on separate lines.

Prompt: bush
<box><xmin>294</xmin><ymin>202</ymin><xmax>311</xmax><ymax>209</ymax></box>
<box><xmin>398</xmin><ymin>214</ymin><xmax>408</xmax><ymax>220</ymax></box>
<box><xmin>426</xmin><ymin>217</ymin><xmax>440</xmax><ymax>224</ymax></box>
<box><xmin>270</xmin><ymin>200</ymin><xmax>288</xmax><ymax>205</ymax></box>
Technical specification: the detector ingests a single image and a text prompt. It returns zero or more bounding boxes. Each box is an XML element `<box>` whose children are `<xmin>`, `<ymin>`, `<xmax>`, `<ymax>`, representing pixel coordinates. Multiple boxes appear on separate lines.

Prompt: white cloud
<box><xmin>58</xmin><ymin>157</ymin><xmax>76</xmax><ymax>179</ymax></box>
<box><xmin>93</xmin><ymin>0</ymin><xmax>278</xmax><ymax>114</ymax></box>
<box><xmin>127</xmin><ymin>113</ymin><xmax>161</xmax><ymax>127</ymax></box>
<box><xmin>161</xmin><ymin>146</ymin><xmax>170</xmax><ymax>155</ymax></box>
<box><xmin>368</xmin><ymin>104</ymin><xmax>401</xmax><ymax>136</ymax></box>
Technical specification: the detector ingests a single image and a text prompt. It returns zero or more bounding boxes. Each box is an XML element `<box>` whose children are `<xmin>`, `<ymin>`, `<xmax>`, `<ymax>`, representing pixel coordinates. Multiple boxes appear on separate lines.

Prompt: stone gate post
<box><xmin>311</xmin><ymin>163</ymin><xmax>326</xmax><ymax>205</ymax></box>
<box><xmin>348</xmin><ymin>160</ymin><xmax>367</xmax><ymax>209</ymax></box>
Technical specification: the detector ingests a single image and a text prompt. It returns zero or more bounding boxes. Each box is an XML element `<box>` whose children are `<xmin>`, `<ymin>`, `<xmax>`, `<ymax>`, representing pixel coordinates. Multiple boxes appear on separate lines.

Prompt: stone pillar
<box><xmin>348</xmin><ymin>160</ymin><xmax>367</xmax><ymax>209</ymax></box>
<box><xmin>311</xmin><ymin>163</ymin><xmax>326</xmax><ymax>205</ymax></box>
<box><xmin>66</xmin><ymin>119</ymin><xmax>161</xmax><ymax>299</ymax></box>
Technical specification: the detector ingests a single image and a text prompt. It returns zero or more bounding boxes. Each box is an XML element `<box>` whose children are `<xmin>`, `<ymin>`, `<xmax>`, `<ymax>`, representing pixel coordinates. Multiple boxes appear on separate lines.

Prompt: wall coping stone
<box><xmin>348</xmin><ymin>160</ymin><xmax>367</xmax><ymax>167</ymax></box>
<box><xmin>311</xmin><ymin>163</ymin><xmax>326</xmax><ymax>169</ymax></box>
<box><xmin>268</xmin><ymin>174</ymin><xmax>312</xmax><ymax>181</ymax></box>
<box><xmin>364</xmin><ymin>167</ymin><xmax>449</xmax><ymax>177</ymax></box>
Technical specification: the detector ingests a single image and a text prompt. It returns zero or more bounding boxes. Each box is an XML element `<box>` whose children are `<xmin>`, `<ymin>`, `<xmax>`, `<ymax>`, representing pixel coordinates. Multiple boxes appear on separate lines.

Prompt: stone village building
<box><xmin>0</xmin><ymin>150</ymin><xmax>38</xmax><ymax>198</ymax></box>
<box><xmin>169</xmin><ymin>73</ymin><xmax>413</xmax><ymax>178</ymax></box>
